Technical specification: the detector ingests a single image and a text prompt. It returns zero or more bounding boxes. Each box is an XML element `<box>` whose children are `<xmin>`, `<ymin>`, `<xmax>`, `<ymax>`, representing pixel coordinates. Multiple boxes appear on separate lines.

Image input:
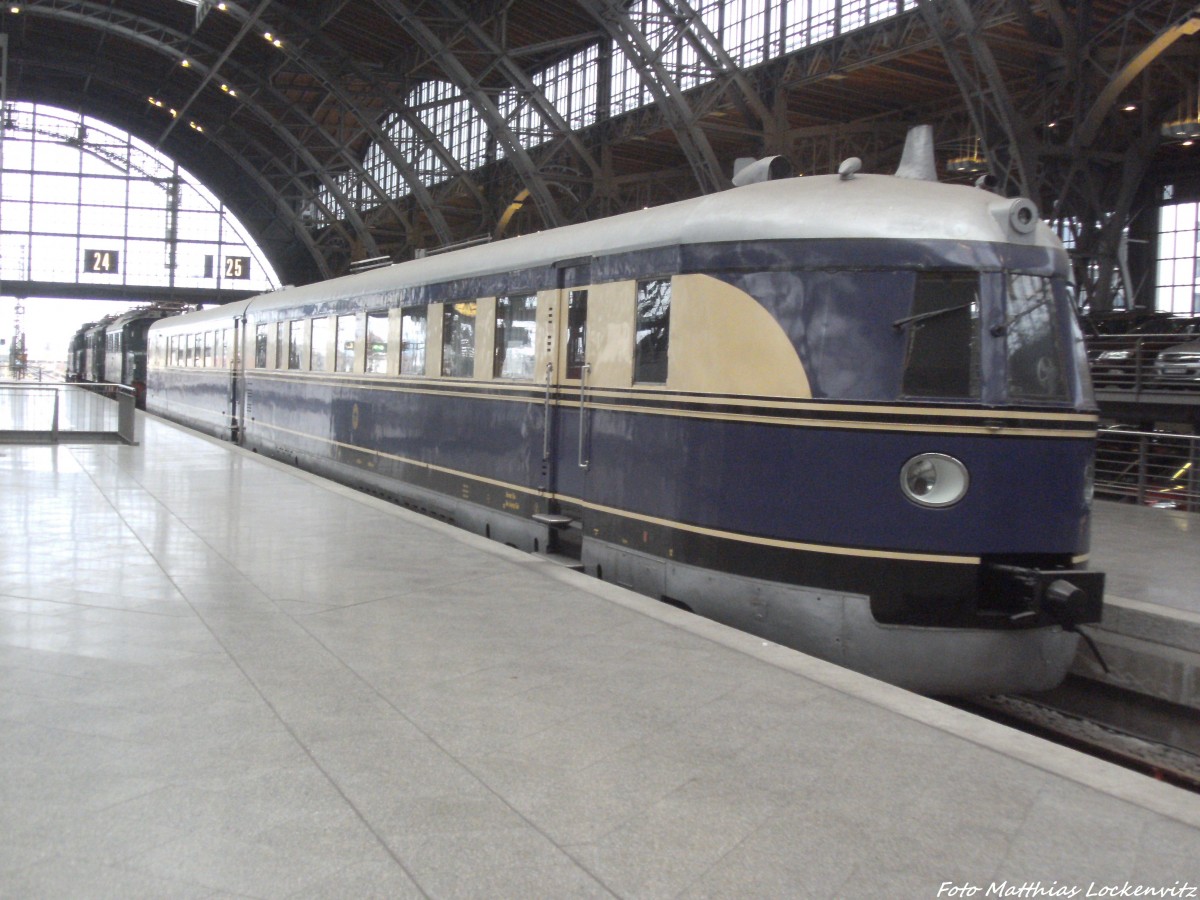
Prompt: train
<box><xmin>67</xmin><ymin>305</ymin><xmax>186</xmax><ymax>407</ymax></box>
<box><xmin>145</xmin><ymin>133</ymin><xmax>1105</xmax><ymax>695</ymax></box>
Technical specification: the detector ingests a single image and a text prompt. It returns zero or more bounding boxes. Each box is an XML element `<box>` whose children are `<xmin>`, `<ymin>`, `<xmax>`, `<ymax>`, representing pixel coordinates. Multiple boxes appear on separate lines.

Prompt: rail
<box><xmin>0</xmin><ymin>381</ymin><xmax>137</xmax><ymax>445</ymax></box>
<box><xmin>1095</xmin><ymin>426</ymin><xmax>1198</xmax><ymax>512</ymax></box>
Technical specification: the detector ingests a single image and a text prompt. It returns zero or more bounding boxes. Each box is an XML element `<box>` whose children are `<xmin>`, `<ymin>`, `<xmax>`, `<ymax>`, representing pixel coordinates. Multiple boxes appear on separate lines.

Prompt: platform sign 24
<box><xmin>83</xmin><ymin>249</ymin><xmax>120</xmax><ymax>275</ymax></box>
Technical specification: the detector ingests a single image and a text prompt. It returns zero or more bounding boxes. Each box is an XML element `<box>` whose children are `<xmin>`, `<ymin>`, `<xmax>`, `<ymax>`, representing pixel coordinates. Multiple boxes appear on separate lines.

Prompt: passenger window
<box><xmin>494</xmin><ymin>294</ymin><xmax>537</xmax><ymax>379</ymax></box>
<box><xmin>336</xmin><ymin>314</ymin><xmax>356</xmax><ymax>372</ymax></box>
<box><xmin>900</xmin><ymin>273</ymin><xmax>980</xmax><ymax>399</ymax></box>
<box><xmin>401</xmin><ymin>306</ymin><xmax>427</xmax><ymax>375</ymax></box>
<box><xmin>185</xmin><ymin>334</ymin><xmax>194</xmax><ymax>367</ymax></box>
<box><xmin>366</xmin><ymin>311</ymin><xmax>389</xmax><ymax>374</ymax></box>
<box><xmin>566</xmin><ymin>289</ymin><xmax>588</xmax><ymax>379</ymax></box>
<box><xmin>203</xmin><ymin>332</ymin><xmax>214</xmax><ymax>367</ymax></box>
<box><xmin>1004</xmin><ymin>275</ymin><xmax>1068</xmax><ymax>401</ymax></box>
<box><xmin>634</xmin><ymin>278</ymin><xmax>671</xmax><ymax>384</ymax></box>
<box><xmin>441</xmin><ymin>303</ymin><xmax>474</xmax><ymax>377</ymax></box>
<box><xmin>310</xmin><ymin>317</ymin><xmax>330</xmax><ymax>372</ymax></box>
<box><xmin>288</xmin><ymin>321</ymin><xmax>302</xmax><ymax>369</ymax></box>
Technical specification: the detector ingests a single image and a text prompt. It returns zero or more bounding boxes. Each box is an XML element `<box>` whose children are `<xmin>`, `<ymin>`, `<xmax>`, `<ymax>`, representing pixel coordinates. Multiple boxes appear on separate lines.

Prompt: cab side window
<box><xmin>634</xmin><ymin>278</ymin><xmax>671</xmax><ymax>384</ymax></box>
<box><xmin>494</xmin><ymin>294</ymin><xmax>536</xmax><ymax>379</ymax></box>
<box><xmin>441</xmin><ymin>303</ymin><xmax>475</xmax><ymax>377</ymax></box>
<box><xmin>366</xmin><ymin>311</ymin><xmax>389</xmax><ymax>374</ymax></box>
<box><xmin>566</xmin><ymin>289</ymin><xmax>588</xmax><ymax>379</ymax></box>
<box><xmin>310</xmin><ymin>317</ymin><xmax>330</xmax><ymax>372</ymax></box>
<box><xmin>401</xmin><ymin>306</ymin><xmax>427</xmax><ymax>375</ymax></box>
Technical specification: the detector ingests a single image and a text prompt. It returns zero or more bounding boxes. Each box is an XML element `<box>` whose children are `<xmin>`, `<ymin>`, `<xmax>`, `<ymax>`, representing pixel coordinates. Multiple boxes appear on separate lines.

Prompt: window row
<box><xmin>165</xmin><ymin>328</ymin><xmax>236</xmax><ymax>369</ymax></box>
<box><xmin>160</xmin><ymin>278</ymin><xmax>674</xmax><ymax>385</ymax></box>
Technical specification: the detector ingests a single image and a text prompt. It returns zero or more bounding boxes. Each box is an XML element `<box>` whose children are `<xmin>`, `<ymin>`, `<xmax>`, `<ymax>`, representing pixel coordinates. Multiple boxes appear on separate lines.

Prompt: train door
<box><xmin>534</xmin><ymin>261</ymin><xmax>591</xmax><ymax>559</ymax></box>
<box><xmin>229</xmin><ymin>315</ymin><xmax>245</xmax><ymax>443</ymax></box>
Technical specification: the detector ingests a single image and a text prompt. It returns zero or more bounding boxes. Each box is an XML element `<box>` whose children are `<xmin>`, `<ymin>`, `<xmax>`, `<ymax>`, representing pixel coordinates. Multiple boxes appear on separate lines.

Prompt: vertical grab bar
<box><xmin>578</xmin><ymin>363</ymin><xmax>590</xmax><ymax>469</ymax></box>
<box><xmin>542</xmin><ymin>361</ymin><xmax>553</xmax><ymax>461</ymax></box>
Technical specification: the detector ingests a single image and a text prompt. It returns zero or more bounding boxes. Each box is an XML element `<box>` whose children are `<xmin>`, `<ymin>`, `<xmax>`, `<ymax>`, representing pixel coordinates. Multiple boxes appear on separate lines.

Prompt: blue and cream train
<box><xmin>146</xmin><ymin>150</ymin><xmax>1104</xmax><ymax>695</ymax></box>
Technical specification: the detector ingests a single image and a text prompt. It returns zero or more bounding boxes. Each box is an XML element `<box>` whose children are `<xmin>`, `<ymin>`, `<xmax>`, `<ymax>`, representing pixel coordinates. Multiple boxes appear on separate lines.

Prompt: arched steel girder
<box><xmin>1075</xmin><ymin>0</ymin><xmax>1200</xmax><ymax>147</ymax></box>
<box><xmin>9</xmin><ymin>53</ymin><xmax>340</xmax><ymax>281</ymax></box>
<box><xmin>220</xmin><ymin>0</ymin><xmax>477</xmax><ymax>246</ymax></box>
<box><xmin>575</xmin><ymin>0</ymin><xmax>729</xmax><ymax>194</ymax></box>
<box><xmin>917</xmin><ymin>0</ymin><xmax>1035</xmax><ymax>200</ymax></box>
<box><xmin>641</xmin><ymin>0</ymin><xmax>774</xmax><ymax>143</ymax></box>
<box><xmin>371</xmin><ymin>0</ymin><xmax>568</xmax><ymax>230</ymax></box>
<box><xmin>14</xmin><ymin>0</ymin><xmax>378</xmax><ymax>264</ymax></box>
<box><xmin>406</xmin><ymin>0</ymin><xmax>606</xmax><ymax>200</ymax></box>
<box><xmin>1041</xmin><ymin>0</ymin><xmax>1199</xmax><ymax>313</ymax></box>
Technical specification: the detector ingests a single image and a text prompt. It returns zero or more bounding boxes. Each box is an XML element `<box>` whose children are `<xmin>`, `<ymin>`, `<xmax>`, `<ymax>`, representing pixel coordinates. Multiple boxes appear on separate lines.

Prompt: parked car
<box><xmin>1153</xmin><ymin>336</ymin><xmax>1200</xmax><ymax>387</ymax></box>
<box><xmin>1090</xmin><ymin>316</ymin><xmax>1200</xmax><ymax>388</ymax></box>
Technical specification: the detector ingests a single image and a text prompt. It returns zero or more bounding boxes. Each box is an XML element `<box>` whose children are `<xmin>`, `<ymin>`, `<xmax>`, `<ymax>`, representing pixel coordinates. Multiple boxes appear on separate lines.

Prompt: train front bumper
<box><xmin>981</xmin><ymin>563</ymin><xmax>1105</xmax><ymax>627</ymax></box>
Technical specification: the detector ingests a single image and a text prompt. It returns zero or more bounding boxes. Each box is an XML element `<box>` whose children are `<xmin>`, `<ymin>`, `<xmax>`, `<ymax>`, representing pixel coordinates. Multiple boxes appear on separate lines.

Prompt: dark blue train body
<box><xmin>147</xmin><ymin>152</ymin><xmax>1103</xmax><ymax>695</ymax></box>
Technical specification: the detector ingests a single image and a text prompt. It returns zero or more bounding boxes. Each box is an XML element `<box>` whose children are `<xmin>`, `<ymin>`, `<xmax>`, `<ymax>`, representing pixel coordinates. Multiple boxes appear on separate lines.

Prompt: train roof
<box><xmin>152</xmin><ymin>172</ymin><xmax>1060</xmax><ymax>331</ymax></box>
<box><xmin>104</xmin><ymin>305</ymin><xmax>188</xmax><ymax>331</ymax></box>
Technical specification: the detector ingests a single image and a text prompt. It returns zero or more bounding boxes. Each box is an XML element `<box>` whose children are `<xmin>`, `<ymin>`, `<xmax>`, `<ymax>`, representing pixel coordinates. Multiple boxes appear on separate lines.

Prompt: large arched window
<box><xmin>0</xmin><ymin>102</ymin><xmax>279</xmax><ymax>293</ymax></box>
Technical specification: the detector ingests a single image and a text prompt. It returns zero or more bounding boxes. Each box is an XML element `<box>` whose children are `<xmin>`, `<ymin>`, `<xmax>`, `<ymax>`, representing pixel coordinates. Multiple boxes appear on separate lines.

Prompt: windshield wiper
<box><xmin>892</xmin><ymin>301</ymin><xmax>974</xmax><ymax>331</ymax></box>
<box><xmin>990</xmin><ymin>283</ymin><xmax>1053</xmax><ymax>336</ymax></box>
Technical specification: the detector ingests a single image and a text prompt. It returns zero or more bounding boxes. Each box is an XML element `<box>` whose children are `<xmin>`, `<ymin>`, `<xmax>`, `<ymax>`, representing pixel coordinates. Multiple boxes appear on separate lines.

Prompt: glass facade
<box><xmin>0</xmin><ymin>103</ymin><xmax>279</xmax><ymax>293</ymax></box>
<box><xmin>328</xmin><ymin>1</ymin><xmax>915</xmax><ymax>219</ymax></box>
<box><xmin>1157</xmin><ymin>200</ymin><xmax>1200</xmax><ymax>314</ymax></box>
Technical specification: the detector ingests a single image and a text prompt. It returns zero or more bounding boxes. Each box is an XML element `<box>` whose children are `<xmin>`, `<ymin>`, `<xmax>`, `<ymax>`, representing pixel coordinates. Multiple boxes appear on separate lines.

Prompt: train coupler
<box><xmin>980</xmin><ymin>563</ymin><xmax>1105</xmax><ymax>628</ymax></box>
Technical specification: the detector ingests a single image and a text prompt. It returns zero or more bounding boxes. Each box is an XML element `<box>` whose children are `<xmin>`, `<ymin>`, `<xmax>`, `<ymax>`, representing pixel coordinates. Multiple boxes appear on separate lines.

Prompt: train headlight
<box><xmin>900</xmin><ymin>453</ymin><xmax>969</xmax><ymax>507</ymax></box>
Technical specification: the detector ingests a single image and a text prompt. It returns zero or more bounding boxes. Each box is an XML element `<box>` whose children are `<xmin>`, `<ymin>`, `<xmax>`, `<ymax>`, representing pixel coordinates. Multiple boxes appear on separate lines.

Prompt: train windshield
<box><xmin>899</xmin><ymin>272</ymin><xmax>981</xmax><ymax>400</ymax></box>
<box><xmin>1002</xmin><ymin>274</ymin><xmax>1069</xmax><ymax>402</ymax></box>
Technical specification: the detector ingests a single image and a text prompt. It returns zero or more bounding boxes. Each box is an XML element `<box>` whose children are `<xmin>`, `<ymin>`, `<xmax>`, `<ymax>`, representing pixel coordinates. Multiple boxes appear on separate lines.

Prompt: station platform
<box><xmin>2</xmin><ymin>413</ymin><xmax>1199</xmax><ymax>897</ymax></box>
<box><xmin>1077</xmin><ymin>503</ymin><xmax>1200</xmax><ymax>709</ymax></box>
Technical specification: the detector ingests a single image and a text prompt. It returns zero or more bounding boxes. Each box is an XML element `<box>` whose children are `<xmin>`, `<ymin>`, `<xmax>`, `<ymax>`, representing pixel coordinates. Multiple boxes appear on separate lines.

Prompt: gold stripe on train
<box><xmin>246</xmin><ymin>371</ymin><xmax>1098</xmax><ymax>438</ymax></box>
<box><xmin>255</xmin><ymin>419</ymin><xmax>982</xmax><ymax>567</ymax></box>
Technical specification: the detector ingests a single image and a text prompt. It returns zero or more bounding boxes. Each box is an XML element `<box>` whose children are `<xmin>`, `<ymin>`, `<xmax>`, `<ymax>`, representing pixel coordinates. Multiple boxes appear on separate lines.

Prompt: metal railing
<box><xmin>1087</xmin><ymin>333</ymin><xmax>1200</xmax><ymax>393</ymax></box>
<box><xmin>0</xmin><ymin>381</ymin><xmax>137</xmax><ymax>444</ymax></box>
<box><xmin>1095</xmin><ymin>426</ymin><xmax>1199</xmax><ymax>512</ymax></box>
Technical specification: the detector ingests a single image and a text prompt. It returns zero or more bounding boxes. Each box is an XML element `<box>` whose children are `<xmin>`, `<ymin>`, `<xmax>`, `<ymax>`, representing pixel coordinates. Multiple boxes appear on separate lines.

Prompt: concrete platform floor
<box><xmin>1091</xmin><ymin>501</ymin><xmax>1200</xmax><ymax>616</ymax></box>
<box><xmin>2</xmin><ymin>415</ymin><xmax>1198</xmax><ymax>898</ymax></box>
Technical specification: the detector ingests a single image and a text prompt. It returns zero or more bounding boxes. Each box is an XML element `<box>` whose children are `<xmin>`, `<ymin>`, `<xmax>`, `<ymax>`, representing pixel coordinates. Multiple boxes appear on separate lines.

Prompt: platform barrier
<box><xmin>1095</xmin><ymin>426</ymin><xmax>1198</xmax><ymax>512</ymax></box>
<box><xmin>0</xmin><ymin>382</ymin><xmax>137</xmax><ymax>444</ymax></box>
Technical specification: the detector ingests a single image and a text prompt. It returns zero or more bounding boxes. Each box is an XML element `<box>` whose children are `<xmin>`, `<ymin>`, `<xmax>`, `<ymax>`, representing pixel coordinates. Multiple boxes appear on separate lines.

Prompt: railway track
<box><xmin>954</xmin><ymin>677</ymin><xmax>1200</xmax><ymax>793</ymax></box>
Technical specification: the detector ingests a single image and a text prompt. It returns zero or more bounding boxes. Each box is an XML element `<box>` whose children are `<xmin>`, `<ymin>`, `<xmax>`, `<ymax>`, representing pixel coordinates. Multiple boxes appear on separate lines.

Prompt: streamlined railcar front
<box><xmin>612</xmin><ymin>176</ymin><xmax>1103</xmax><ymax>694</ymax></box>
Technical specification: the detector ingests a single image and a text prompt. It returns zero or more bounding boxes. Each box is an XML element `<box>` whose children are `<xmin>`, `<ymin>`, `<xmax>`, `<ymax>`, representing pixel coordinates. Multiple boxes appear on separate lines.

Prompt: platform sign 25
<box><xmin>224</xmin><ymin>256</ymin><xmax>251</xmax><ymax>279</ymax></box>
<box><xmin>83</xmin><ymin>249</ymin><xmax>120</xmax><ymax>274</ymax></box>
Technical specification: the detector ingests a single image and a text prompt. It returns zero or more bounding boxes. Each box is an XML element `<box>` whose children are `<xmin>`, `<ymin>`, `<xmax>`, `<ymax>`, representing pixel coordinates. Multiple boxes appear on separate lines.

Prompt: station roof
<box><xmin>0</xmin><ymin>1</ymin><xmax>1193</xmax><ymax>290</ymax></box>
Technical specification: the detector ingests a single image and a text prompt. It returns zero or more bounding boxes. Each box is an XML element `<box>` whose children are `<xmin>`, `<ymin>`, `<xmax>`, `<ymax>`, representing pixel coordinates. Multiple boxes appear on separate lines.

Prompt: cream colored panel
<box><xmin>474</xmin><ymin>297</ymin><xmax>497</xmax><ymax>380</ymax></box>
<box><xmin>299</xmin><ymin>319</ymin><xmax>312</xmax><ymax>371</ymax></box>
<box><xmin>668</xmin><ymin>274</ymin><xmax>811</xmax><ymax>398</ymax></box>
<box><xmin>536</xmin><ymin>289</ymin><xmax>558</xmax><ymax>383</ymax></box>
<box><xmin>387</xmin><ymin>308</ymin><xmax>403</xmax><ymax>376</ymax></box>
<box><xmin>425</xmin><ymin>304</ymin><xmax>444</xmax><ymax>377</ymax></box>
<box><xmin>587</xmin><ymin>280</ymin><xmax>635</xmax><ymax>388</ymax></box>
<box><xmin>353</xmin><ymin>312</ymin><xmax>367</xmax><ymax>374</ymax></box>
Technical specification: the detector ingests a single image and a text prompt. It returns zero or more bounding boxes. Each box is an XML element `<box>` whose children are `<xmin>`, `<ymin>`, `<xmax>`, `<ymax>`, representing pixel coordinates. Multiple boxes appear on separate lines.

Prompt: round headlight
<box><xmin>900</xmin><ymin>453</ymin><xmax>969</xmax><ymax>507</ymax></box>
